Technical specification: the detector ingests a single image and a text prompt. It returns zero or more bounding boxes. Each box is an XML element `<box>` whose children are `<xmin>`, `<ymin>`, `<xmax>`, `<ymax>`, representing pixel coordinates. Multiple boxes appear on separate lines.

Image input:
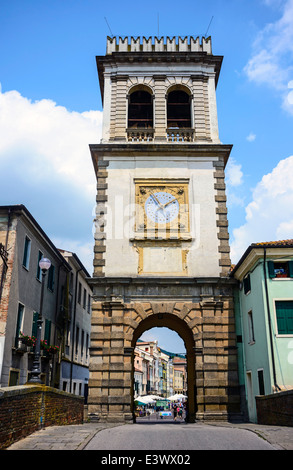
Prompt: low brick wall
<box><xmin>0</xmin><ymin>385</ymin><xmax>84</xmax><ymax>449</ymax></box>
<box><xmin>256</xmin><ymin>389</ymin><xmax>293</xmax><ymax>426</ymax></box>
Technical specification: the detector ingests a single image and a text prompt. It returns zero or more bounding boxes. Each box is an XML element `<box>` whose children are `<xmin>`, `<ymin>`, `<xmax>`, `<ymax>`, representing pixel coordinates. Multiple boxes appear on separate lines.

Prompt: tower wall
<box><xmin>88</xmin><ymin>36</ymin><xmax>241</xmax><ymax>423</ymax></box>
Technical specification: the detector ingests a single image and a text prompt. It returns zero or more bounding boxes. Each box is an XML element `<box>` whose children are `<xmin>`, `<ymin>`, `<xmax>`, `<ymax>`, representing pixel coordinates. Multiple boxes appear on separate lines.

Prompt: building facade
<box><xmin>0</xmin><ymin>205</ymin><xmax>92</xmax><ymax>402</ymax></box>
<box><xmin>88</xmin><ymin>36</ymin><xmax>241</xmax><ymax>423</ymax></box>
<box><xmin>232</xmin><ymin>240</ymin><xmax>293</xmax><ymax>422</ymax></box>
<box><xmin>58</xmin><ymin>250</ymin><xmax>92</xmax><ymax>401</ymax></box>
<box><xmin>0</xmin><ymin>205</ymin><xmax>70</xmax><ymax>387</ymax></box>
<box><xmin>172</xmin><ymin>356</ymin><xmax>187</xmax><ymax>395</ymax></box>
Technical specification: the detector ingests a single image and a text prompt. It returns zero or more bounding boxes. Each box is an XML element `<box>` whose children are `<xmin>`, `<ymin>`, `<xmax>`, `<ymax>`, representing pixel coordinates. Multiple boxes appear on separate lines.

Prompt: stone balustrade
<box><xmin>127</xmin><ymin>129</ymin><xmax>154</xmax><ymax>142</ymax></box>
<box><xmin>167</xmin><ymin>128</ymin><xmax>194</xmax><ymax>142</ymax></box>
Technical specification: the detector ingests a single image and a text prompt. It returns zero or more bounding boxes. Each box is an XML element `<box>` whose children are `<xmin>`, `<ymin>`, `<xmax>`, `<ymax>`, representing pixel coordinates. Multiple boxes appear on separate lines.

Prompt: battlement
<box><xmin>106</xmin><ymin>36</ymin><xmax>212</xmax><ymax>55</ymax></box>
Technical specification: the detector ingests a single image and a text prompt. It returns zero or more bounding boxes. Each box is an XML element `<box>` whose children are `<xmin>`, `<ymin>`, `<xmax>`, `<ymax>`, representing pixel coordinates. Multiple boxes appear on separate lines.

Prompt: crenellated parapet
<box><xmin>106</xmin><ymin>36</ymin><xmax>212</xmax><ymax>55</ymax></box>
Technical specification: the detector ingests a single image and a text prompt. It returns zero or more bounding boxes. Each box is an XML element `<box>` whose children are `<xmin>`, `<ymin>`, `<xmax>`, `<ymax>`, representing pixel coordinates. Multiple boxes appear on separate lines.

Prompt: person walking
<box><xmin>173</xmin><ymin>404</ymin><xmax>178</xmax><ymax>421</ymax></box>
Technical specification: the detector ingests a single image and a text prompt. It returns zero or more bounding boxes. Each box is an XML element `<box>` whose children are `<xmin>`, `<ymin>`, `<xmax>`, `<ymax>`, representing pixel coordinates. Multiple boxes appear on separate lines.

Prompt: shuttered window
<box><xmin>22</xmin><ymin>236</ymin><xmax>31</xmax><ymax>269</ymax></box>
<box><xmin>268</xmin><ymin>260</ymin><xmax>293</xmax><ymax>279</ymax></box>
<box><xmin>275</xmin><ymin>301</ymin><xmax>293</xmax><ymax>335</ymax></box>
<box><xmin>44</xmin><ymin>319</ymin><xmax>51</xmax><ymax>345</ymax></box>
<box><xmin>32</xmin><ymin>311</ymin><xmax>38</xmax><ymax>337</ymax></box>
<box><xmin>36</xmin><ymin>251</ymin><xmax>43</xmax><ymax>281</ymax></box>
<box><xmin>15</xmin><ymin>303</ymin><xmax>24</xmax><ymax>347</ymax></box>
<box><xmin>47</xmin><ymin>264</ymin><xmax>55</xmax><ymax>291</ymax></box>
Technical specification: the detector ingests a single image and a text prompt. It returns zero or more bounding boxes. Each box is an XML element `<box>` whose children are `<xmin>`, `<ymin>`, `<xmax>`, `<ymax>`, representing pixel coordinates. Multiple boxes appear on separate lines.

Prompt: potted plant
<box><xmin>19</xmin><ymin>332</ymin><xmax>36</xmax><ymax>347</ymax></box>
<box><xmin>40</xmin><ymin>339</ymin><xmax>48</xmax><ymax>350</ymax></box>
<box><xmin>47</xmin><ymin>345</ymin><xmax>60</xmax><ymax>355</ymax></box>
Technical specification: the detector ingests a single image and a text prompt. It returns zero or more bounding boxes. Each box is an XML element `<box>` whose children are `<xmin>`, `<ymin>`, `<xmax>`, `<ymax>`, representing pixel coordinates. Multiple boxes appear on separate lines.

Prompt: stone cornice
<box><xmin>96</xmin><ymin>51</ymin><xmax>223</xmax><ymax>103</ymax></box>
<box><xmin>87</xmin><ymin>275</ymin><xmax>236</xmax><ymax>303</ymax></box>
<box><xmin>89</xmin><ymin>143</ymin><xmax>233</xmax><ymax>174</ymax></box>
<box><xmin>87</xmin><ymin>275</ymin><xmax>236</xmax><ymax>286</ymax></box>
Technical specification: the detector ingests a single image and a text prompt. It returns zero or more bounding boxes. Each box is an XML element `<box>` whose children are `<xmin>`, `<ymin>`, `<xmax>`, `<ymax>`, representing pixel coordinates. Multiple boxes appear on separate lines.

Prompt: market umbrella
<box><xmin>135</xmin><ymin>400</ymin><xmax>148</xmax><ymax>406</ymax></box>
<box><xmin>147</xmin><ymin>395</ymin><xmax>165</xmax><ymax>400</ymax></box>
<box><xmin>135</xmin><ymin>396</ymin><xmax>156</xmax><ymax>404</ymax></box>
<box><xmin>167</xmin><ymin>394</ymin><xmax>187</xmax><ymax>401</ymax></box>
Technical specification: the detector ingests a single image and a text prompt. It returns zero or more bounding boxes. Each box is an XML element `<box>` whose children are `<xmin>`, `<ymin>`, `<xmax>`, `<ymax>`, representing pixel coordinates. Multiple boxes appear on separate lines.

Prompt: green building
<box><xmin>232</xmin><ymin>239</ymin><xmax>293</xmax><ymax>422</ymax></box>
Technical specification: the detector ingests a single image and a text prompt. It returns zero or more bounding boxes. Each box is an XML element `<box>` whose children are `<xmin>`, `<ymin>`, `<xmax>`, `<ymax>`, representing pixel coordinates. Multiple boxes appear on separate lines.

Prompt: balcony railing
<box><xmin>127</xmin><ymin>128</ymin><xmax>154</xmax><ymax>142</ymax></box>
<box><xmin>126</xmin><ymin>128</ymin><xmax>195</xmax><ymax>142</ymax></box>
<box><xmin>167</xmin><ymin>128</ymin><xmax>194</xmax><ymax>142</ymax></box>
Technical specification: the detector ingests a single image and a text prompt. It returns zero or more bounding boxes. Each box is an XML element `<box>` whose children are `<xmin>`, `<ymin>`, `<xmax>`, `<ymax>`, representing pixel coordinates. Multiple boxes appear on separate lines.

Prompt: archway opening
<box><xmin>128</xmin><ymin>89</ymin><xmax>153</xmax><ymax>128</ymax></box>
<box><xmin>167</xmin><ymin>89</ymin><xmax>191</xmax><ymax>129</ymax></box>
<box><xmin>131</xmin><ymin>314</ymin><xmax>196</xmax><ymax>423</ymax></box>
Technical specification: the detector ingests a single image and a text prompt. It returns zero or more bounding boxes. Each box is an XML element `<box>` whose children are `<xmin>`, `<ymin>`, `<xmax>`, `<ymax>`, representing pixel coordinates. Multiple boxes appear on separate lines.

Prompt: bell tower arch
<box><xmin>88</xmin><ymin>36</ymin><xmax>241</xmax><ymax>423</ymax></box>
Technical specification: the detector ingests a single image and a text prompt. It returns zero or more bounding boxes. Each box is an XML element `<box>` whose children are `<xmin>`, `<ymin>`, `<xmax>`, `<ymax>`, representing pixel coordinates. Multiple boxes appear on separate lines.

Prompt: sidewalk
<box><xmin>203</xmin><ymin>421</ymin><xmax>293</xmax><ymax>451</ymax></box>
<box><xmin>5</xmin><ymin>420</ymin><xmax>293</xmax><ymax>451</ymax></box>
<box><xmin>5</xmin><ymin>423</ymin><xmax>124</xmax><ymax>451</ymax></box>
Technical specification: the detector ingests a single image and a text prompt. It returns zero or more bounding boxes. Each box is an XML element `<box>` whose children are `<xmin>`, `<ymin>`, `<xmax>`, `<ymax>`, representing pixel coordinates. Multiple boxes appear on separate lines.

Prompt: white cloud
<box><xmin>52</xmin><ymin>236</ymin><xmax>94</xmax><ymax>275</ymax></box>
<box><xmin>0</xmin><ymin>88</ymin><xmax>102</xmax><ymax>198</ymax></box>
<box><xmin>225</xmin><ymin>158</ymin><xmax>243</xmax><ymax>187</ymax></box>
<box><xmin>225</xmin><ymin>158</ymin><xmax>245</xmax><ymax>208</ymax></box>
<box><xmin>246</xmin><ymin>132</ymin><xmax>256</xmax><ymax>142</ymax></box>
<box><xmin>276</xmin><ymin>219</ymin><xmax>293</xmax><ymax>238</ymax></box>
<box><xmin>0</xmin><ymin>87</ymin><xmax>103</xmax><ymax>271</ymax></box>
<box><xmin>244</xmin><ymin>0</ymin><xmax>293</xmax><ymax>113</ymax></box>
<box><xmin>230</xmin><ymin>155</ymin><xmax>293</xmax><ymax>262</ymax></box>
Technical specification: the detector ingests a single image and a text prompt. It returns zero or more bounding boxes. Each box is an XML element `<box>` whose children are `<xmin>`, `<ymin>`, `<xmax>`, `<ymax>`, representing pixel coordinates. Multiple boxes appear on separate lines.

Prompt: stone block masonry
<box><xmin>0</xmin><ymin>385</ymin><xmax>84</xmax><ymax>449</ymax></box>
<box><xmin>87</xmin><ymin>278</ymin><xmax>241</xmax><ymax>423</ymax></box>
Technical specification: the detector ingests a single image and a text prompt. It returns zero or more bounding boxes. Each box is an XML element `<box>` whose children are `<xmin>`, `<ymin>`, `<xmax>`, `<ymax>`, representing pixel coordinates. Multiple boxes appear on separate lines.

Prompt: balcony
<box><xmin>127</xmin><ymin>128</ymin><xmax>154</xmax><ymax>142</ymax></box>
<box><xmin>167</xmin><ymin>128</ymin><xmax>194</xmax><ymax>142</ymax></box>
<box><xmin>126</xmin><ymin>128</ymin><xmax>195</xmax><ymax>143</ymax></box>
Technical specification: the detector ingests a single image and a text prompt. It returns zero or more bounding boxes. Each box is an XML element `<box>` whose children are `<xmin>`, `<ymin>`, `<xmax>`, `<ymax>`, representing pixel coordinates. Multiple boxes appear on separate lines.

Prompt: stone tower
<box><xmin>88</xmin><ymin>36</ymin><xmax>240</xmax><ymax>422</ymax></box>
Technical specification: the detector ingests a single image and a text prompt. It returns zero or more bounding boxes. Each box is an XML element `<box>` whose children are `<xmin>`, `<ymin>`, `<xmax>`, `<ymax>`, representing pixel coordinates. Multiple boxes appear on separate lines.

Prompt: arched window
<box><xmin>128</xmin><ymin>89</ymin><xmax>153</xmax><ymax>129</ymax></box>
<box><xmin>167</xmin><ymin>90</ymin><xmax>191</xmax><ymax>129</ymax></box>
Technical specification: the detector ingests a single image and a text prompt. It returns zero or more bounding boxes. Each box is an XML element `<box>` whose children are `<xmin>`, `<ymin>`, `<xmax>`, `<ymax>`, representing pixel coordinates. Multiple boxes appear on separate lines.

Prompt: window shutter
<box><xmin>286</xmin><ymin>301</ymin><xmax>293</xmax><ymax>334</ymax></box>
<box><xmin>288</xmin><ymin>261</ymin><xmax>293</xmax><ymax>278</ymax></box>
<box><xmin>276</xmin><ymin>301</ymin><xmax>293</xmax><ymax>335</ymax></box>
<box><xmin>36</xmin><ymin>251</ymin><xmax>43</xmax><ymax>280</ymax></box>
<box><xmin>32</xmin><ymin>312</ymin><xmax>38</xmax><ymax>337</ymax></box>
<box><xmin>22</xmin><ymin>237</ymin><xmax>31</xmax><ymax>268</ymax></box>
<box><xmin>15</xmin><ymin>304</ymin><xmax>24</xmax><ymax>346</ymax></box>
<box><xmin>44</xmin><ymin>319</ymin><xmax>51</xmax><ymax>345</ymax></box>
<box><xmin>268</xmin><ymin>261</ymin><xmax>275</xmax><ymax>278</ymax></box>
<box><xmin>47</xmin><ymin>265</ymin><xmax>55</xmax><ymax>291</ymax></box>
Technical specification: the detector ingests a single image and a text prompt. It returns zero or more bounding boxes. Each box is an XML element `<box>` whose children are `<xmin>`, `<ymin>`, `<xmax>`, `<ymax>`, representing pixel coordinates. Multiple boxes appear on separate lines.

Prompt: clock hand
<box><xmin>150</xmin><ymin>193</ymin><xmax>164</xmax><ymax>209</ymax></box>
<box><xmin>163</xmin><ymin>197</ymin><xmax>177</xmax><ymax>208</ymax></box>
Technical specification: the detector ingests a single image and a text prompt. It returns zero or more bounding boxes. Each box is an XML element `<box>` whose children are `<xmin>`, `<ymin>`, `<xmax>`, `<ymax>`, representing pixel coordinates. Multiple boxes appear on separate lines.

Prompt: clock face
<box><xmin>145</xmin><ymin>191</ymin><xmax>179</xmax><ymax>223</ymax></box>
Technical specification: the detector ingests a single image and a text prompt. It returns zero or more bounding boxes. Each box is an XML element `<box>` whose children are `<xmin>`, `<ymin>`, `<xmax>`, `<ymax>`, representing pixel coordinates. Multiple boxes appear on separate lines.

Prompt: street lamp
<box><xmin>28</xmin><ymin>257</ymin><xmax>51</xmax><ymax>384</ymax></box>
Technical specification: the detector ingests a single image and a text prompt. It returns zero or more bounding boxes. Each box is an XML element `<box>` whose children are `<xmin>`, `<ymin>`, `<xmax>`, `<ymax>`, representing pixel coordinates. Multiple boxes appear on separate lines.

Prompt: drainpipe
<box><xmin>263</xmin><ymin>248</ymin><xmax>281</xmax><ymax>392</ymax></box>
<box><xmin>70</xmin><ymin>267</ymin><xmax>82</xmax><ymax>393</ymax></box>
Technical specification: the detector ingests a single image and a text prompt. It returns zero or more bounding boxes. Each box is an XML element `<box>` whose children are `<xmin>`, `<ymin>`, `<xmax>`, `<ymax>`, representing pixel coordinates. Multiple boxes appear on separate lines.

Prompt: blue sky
<box><xmin>1</xmin><ymin>0</ymin><xmax>293</xmax><ymax>352</ymax></box>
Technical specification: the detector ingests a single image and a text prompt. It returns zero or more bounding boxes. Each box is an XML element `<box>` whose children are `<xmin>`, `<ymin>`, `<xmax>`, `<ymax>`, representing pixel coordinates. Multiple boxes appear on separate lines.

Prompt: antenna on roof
<box><xmin>104</xmin><ymin>17</ymin><xmax>114</xmax><ymax>37</ymax></box>
<box><xmin>158</xmin><ymin>13</ymin><xmax>160</xmax><ymax>36</ymax></box>
<box><xmin>205</xmin><ymin>16</ymin><xmax>214</xmax><ymax>36</ymax></box>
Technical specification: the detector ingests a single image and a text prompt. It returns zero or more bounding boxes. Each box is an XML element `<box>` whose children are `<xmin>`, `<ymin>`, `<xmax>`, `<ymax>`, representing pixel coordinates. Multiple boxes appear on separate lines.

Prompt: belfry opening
<box><xmin>88</xmin><ymin>36</ymin><xmax>241</xmax><ymax>423</ymax></box>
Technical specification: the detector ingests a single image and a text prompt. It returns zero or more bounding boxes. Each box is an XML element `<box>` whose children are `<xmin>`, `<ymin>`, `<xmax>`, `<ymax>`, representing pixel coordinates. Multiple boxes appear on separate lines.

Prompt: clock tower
<box><xmin>88</xmin><ymin>36</ymin><xmax>241</xmax><ymax>423</ymax></box>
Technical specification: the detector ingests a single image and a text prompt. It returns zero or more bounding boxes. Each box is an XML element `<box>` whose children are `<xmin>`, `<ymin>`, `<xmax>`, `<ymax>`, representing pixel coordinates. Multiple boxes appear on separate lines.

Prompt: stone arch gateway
<box><xmin>88</xmin><ymin>278</ymin><xmax>240</xmax><ymax>423</ymax></box>
<box><xmin>87</xmin><ymin>36</ymin><xmax>242</xmax><ymax>423</ymax></box>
